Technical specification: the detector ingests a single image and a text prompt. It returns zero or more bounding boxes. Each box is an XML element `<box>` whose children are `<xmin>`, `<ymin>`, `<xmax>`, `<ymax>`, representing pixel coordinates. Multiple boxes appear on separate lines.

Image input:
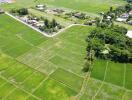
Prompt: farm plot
<box><xmin>91</xmin><ymin>59</ymin><xmax>132</xmax><ymax>91</ymax></box>
<box><xmin>80</xmin><ymin>78</ymin><xmax>102</xmax><ymax>100</ymax></box>
<box><xmin>0</xmin><ymin>14</ymin><xmax>47</xmax><ymax>58</ymax></box>
<box><xmin>0</xmin><ymin>53</ymin><xmax>78</xmax><ymax>99</ymax></box>
<box><xmin>17</xmin><ymin>25</ymin><xmax>94</xmax><ymax>76</ymax></box>
<box><xmin>125</xmin><ymin>64</ymin><xmax>132</xmax><ymax>90</ymax></box>
<box><xmin>1</xmin><ymin>0</ymin><xmax>125</xmax><ymax>14</ymax></box>
<box><xmin>0</xmin><ymin>53</ymin><xmax>45</xmax><ymax>100</ymax></box>
<box><xmin>94</xmin><ymin>82</ymin><xmax>125</xmax><ymax>100</ymax></box>
<box><xmin>50</xmin><ymin>68</ymin><xmax>84</xmax><ymax>92</ymax></box>
<box><xmin>0</xmin><ymin>13</ymin><xmax>132</xmax><ymax>100</ymax></box>
<box><xmin>32</xmin><ymin>78</ymin><xmax>77</xmax><ymax>100</ymax></box>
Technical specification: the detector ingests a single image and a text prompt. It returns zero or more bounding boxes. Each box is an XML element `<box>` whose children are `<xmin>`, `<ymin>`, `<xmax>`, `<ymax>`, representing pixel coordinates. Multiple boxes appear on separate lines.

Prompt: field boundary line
<box><xmin>16</xmin><ymin>42</ymin><xmax>55</xmax><ymax>60</ymax></box>
<box><xmin>92</xmin><ymin>77</ymin><xmax>132</xmax><ymax>92</ymax></box>
<box><xmin>5</xmin><ymin>12</ymin><xmax>88</xmax><ymax>38</ymax></box>
<box><xmin>123</xmin><ymin>64</ymin><xmax>126</xmax><ymax>88</ymax></box>
<box><xmin>47</xmin><ymin>58</ymin><xmax>84</xmax><ymax>78</ymax></box>
<box><xmin>28</xmin><ymin>68</ymin><xmax>57</xmax><ymax>99</ymax></box>
<box><xmin>92</xmin><ymin>61</ymin><xmax>109</xmax><ymax>100</ymax></box>
<box><xmin>20</xmin><ymin>71</ymin><xmax>36</xmax><ymax>84</ymax></box>
<box><xmin>15</xmin><ymin>34</ymin><xmax>34</xmax><ymax>47</ymax></box>
<box><xmin>3</xmin><ymin>88</ymin><xmax>16</xmax><ymax>100</ymax></box>
<box><xmin>57</xmin><ymin>53</ymin><xmax>83</xmax><ymax>67</ymax></box>
<box><xmin>60</xmin><ymin>67</ymin><xmax>84</xmax><ymax>78</ymax></box>
<box><xmin>64</xmin><ymin>39</ymin><xmax>86</xmax><ymax>48</ymax></box>
<box><xmin>61</xmin><ymin>46</ymin><xmax>85</xmax><ymax>56</ymax></box>
<box><xmin>77</xmin><ymin>72</ymin><xmax>90</xmax><ymax>100</ymax></box>
<box><xmin>46</xmin><ymin>67</ymin><xmax>79</xmax><ymax>93</ymax></box>
<box><xmin>0</xmin><ymin>82</ymin><xmax>7</xmax><ymax>88</ymax></box>
<box><xmin>14</xmin><ymin>59</ymin><xmax>48</xmax><ymax>78</ymax></box>
<box><xmin>25</xmin><ymin>77</ymin><xmax>49</xmax><ymax>100</ymax></box>
<box><xmin>121</xmin><ymin>91</ymin><xmax>126</xmax><ymax>100</ymax></box>
<box><xmin>0</xmin><ymin>75</ymin><xmax>41</xmax><ymax>100</ymax></box>
<box><xmin>32</xmin><ymin>68</ymin><xmax>57</xmax><ymax>92</ymax></box>
<box><xmin>50</xmin><ymin>77</ymin><xmax>78</xmax><ymax>93</ymax></box>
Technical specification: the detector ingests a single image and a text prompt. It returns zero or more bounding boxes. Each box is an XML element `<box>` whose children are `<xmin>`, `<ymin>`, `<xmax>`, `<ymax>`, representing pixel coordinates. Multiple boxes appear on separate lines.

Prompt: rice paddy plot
<box><xmin>5</xmin><ymin>88</ymin><xmax>30</xmax><ymax>100</ymax></box>
<box><xmin>91</xmin><ymin>59</ymin><xmax>107</xmax><ymax>80</ymax></box>
<box><xmin>1</xmin><ymin>0</ymin><xmax>125</xmax><ymax>14</ymax></box>
<box><xmin>50</xmin><ymin>68</ymin><xmax>84</xmax><ymax>92</ymax></box>
<box><xmin>105</xmin><ymin>61</ymin><xmax>125</xmax><ymax>86</ymax></box>
<box><xmin>49</xmin><ymin>55</ymin><xmax>84</xmax><ymax>75</ymax></box>
<box><xmin>80</xmin><ymin>78</ymin><xmax>102</xmax><ymax>100</ymax></box>
<box><xmin>20</xmin><ymin>72</ymin><xmax>46</xmax><ymax>92</ymax></box>
<box><xmin>95</xmin><ymin>83</ymin><xmax>125</xmax><ymax>100</ymax></box>
<box><xmin>33</xmin><ymin>78</ymin><xmax>77</xmax><ymax>100</ymax></box>
<box><xmin>0</xmin><ymin>82</ymin><xmax>16</xmax><ymax>98</ymax></box>
<box><xmin>0</xmin><ymin>14</ymin><xmax>47</xmax><ymax>58</ymax></box>
<box><xmin>125</xmin><ymin>64</ymin><xmax>132</xmax><ymax>90</ymax></box>
<box><xmin>122</xmin><ymin>91</ymin><xmax>132</xmax><ymax>100</ymax></box>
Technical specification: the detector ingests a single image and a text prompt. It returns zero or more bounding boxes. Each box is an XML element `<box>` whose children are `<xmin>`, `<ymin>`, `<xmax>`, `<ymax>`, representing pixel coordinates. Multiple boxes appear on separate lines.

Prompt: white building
<box><xmin>126</xmin><ymin>31</ymin><xmax>132</xmax><ymax>38</ymax></box>
<box><xmin>116</xmin><ymin>18</ymin><xmax>127</xmax><ymax>22</ymax></box>
<box><xmin>0</xmin><ymin>0</ymin><xmax>14</xmax><ymax>3</ymax></box>
<box><xmin>36</xmin><ymin>5</ymin><xmax>45</xmax><ymax>10</ymax></box>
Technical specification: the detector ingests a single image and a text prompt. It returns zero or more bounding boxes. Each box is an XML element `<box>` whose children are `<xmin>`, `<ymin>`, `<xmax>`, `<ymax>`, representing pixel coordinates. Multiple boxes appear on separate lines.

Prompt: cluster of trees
<box><xmin>39</xmin><ymin>19</ymin><xmax>62</xmax><ymax>33</ymax></box>
<box><xmin>65</xmin><ymin>12</ymin><xmax>88</xmax><ymax>19</ymax></box>
<box><xmin>86</xmin><ymin>25</ymin><xmax>132</xmax><ymax>63</ymax></box>
<box><xmin>11</xmin><ymin>8</ymin><xmax>28</xmax><ymax>15</ymax></box>
<box><xmin>126</xmin><ymin>0</ymin><xmax>132</xmax><ymax>3</ymax></box>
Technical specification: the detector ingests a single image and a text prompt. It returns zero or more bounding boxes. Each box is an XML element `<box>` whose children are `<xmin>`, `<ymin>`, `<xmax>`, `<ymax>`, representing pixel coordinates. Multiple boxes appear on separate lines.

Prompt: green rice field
<box><xmin>1</xmin><ymin>0</ymin><xmax>125</xmax><ymax>14</ymax></box>
<box><xmin>0</xmin><ymin>13</ymin><xmax>132</xmax><ymax>100</ymax></box>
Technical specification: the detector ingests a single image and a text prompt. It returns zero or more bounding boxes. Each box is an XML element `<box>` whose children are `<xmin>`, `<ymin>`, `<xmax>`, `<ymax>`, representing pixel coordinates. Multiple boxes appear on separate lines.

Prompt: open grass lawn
<box><xmin>1</xmin><ymin>0</ymin><xmax>126</xmax><ymax>14</ymax></box>
<box><xmin>0</xmin><ymin>14</ymin><xmax>132</xmax><ymax>99</ymax></box>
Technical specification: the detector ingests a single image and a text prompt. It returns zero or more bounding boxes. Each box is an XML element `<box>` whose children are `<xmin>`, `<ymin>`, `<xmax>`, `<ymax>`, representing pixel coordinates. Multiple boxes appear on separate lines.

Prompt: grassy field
<box><xmin>1</xmin><ymin>0</ymin><xmax>126</xmax><ymax>14</ymax></box>
<box><xmin>0</xmin><ymin>14</ymin><xmax>132</xmax><ymax>100</ymax></box>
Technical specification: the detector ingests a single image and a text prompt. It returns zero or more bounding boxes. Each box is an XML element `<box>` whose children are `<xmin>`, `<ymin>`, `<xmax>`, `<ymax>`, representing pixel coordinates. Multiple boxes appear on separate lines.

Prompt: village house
<box><xmin>0</xmin><ymin>8</ymin><xmax>4</xmax><ymax>14</ymax></box>
<box><xmin>116</xmin><ymin>18</ymin><xmax>127</xmax><ymax>22</ymax></box>
<box><xmin>120</xmin><ymin>13</ymin><xmax>129</xmax><ymax>19</ymax></box>
<box><xmin>128</xmin><ymin>20</ymin><xmax>132</xmax><ymax>25</ymax></box>
<box><xmin>36</xmin><ymin>5</ymin><xmax>46</xmax><ymax>10</ymax></box>
<box><xmin>0</xmin><ymin>0</ymin><xmax>14</xmax><ymax>3</ymax></box>
<box><xmin>126</xmin><ymin>30</ymin><xmax>132</xmax><ymax>38</ymax></box>
<box><xmin>129</xmin><ymin>10</ymin><xmax>132</xmax><ymax>15</ymax></box>
<box><xmin>52</xmin><ymin>8</ymin><xmax>65</xmax><ymax>14</ymax></box>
